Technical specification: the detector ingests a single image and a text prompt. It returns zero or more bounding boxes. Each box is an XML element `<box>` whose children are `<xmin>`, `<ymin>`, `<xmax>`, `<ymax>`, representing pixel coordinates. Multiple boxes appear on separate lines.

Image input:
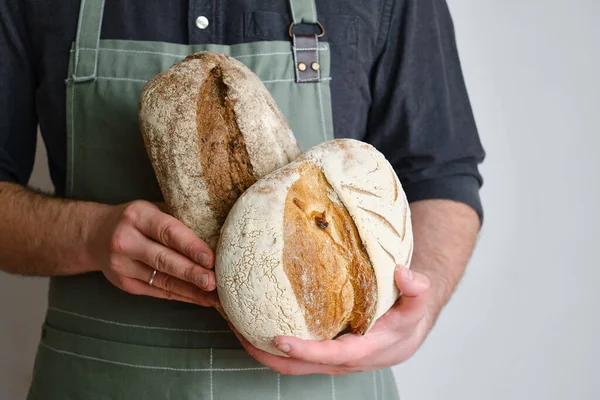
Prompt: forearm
<box><xmin>408</xmin><ymin>199</ymin><xmax>480</xmax><ymax>327</ymax></box>
<box><xmin>0</xmin><ymin>182</ymin><xmax>108</xmax><ymax>276</ymax></box>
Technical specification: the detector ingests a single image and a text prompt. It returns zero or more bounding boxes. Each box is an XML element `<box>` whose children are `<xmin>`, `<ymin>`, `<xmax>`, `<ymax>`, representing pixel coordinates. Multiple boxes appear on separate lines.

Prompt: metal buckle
<box><xmin>288</xmin><ymin>21</ymin><xmax>325</xmax><ymax>38</ymax></box>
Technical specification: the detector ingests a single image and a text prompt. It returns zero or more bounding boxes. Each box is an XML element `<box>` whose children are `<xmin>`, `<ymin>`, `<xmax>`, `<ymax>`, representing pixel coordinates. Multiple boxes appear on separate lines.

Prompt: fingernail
<box><xmin>197</xmin><ymin>253</ymin><xmax>211</xmax><ymax>267</ymax></box>
<box><xmin>198</xmin><ymin>274</ymin><xmax>209</xmax><ymax>289</ymax></box>
<box><xmin>403</xmin><ymin>268</ymin><xmax>414</xmax><ymax>281</ymax></box>
<box><xmin>277</xmin><ymin>342</ymin><xmax>291</xmax><ymax>353</ymax></box>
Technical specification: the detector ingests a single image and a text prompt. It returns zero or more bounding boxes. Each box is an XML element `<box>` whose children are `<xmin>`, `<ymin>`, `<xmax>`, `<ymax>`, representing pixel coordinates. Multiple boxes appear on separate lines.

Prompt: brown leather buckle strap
<box><xmin>290</xmin><ymin>24</ymin><xmax>323</xmax><ymax>84</ymax></box>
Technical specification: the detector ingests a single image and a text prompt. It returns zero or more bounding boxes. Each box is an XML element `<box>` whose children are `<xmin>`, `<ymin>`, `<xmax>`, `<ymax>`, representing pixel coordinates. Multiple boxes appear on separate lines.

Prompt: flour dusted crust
<box><xmin>216</xmin><ymin>138</ymin><xmax>413</xmax><ymax>355</ymax></box>
<box><xmin>139</xmin><ymin>52</ymin><xmax>301</xmax><ymax>249</ymax></box>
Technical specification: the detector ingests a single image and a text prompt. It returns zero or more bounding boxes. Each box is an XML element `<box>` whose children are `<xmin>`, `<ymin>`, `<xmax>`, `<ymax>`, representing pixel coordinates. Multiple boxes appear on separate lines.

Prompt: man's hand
<box><xmin>89</xmin><ymin>200</ymin><xmax>218</xmax><ymax>307</ymax></box>
<box><xmin>231</xmin><ymin>265</ymin><xmax>431</xmax><ymax>376</ymax></box>
<box><xmin>232</xmin><ymin>199</ymin><xmax>480</xmax><ymax>375</ymax></box>
<box><xmin>0</xmin><ymin>183</ymin><xmax>218</xmax><ymax>307</ymax></box>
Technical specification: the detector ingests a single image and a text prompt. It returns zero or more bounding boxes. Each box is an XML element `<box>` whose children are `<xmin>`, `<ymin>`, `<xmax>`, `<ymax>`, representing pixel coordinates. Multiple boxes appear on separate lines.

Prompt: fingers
<box><xmin>272</xmin><ymin>334</ymin><xmax>373</xmax><ymax>367</ymax></box>
<box><xmin>104</xmin><ymin>269</ymin><xmax>201</xmax><ymax>305</ymax></box>
<box><xmin>394</xmin><ymin>265</ymin><xmax>430</xmax><ymax>296</ymax></box>
<box><xmin>123</xmin><ymin>201</ymin><xmax>214</xmax><ymax>269</ymax></box>
<box><xmin>113</xmin><ymin>226</ymin><xmax>215</xmax><ymax>291</ymax></box>
<box><xmin>141</xmin><ymin>266</ymin><xmax>218</xmax><ymax>306</ymax></box>
<box><xmin>268</xmin><ymin>266</ymin><xmax>431</xmax><ymax>368</ymax></box>
<box><xmin>393</xmin><ymin>265</ymin><xmax>430</xmax><ymax>316</ymax></box>
<box><xmin>121</xmin><ymin>276</ymin><xmax>209</xmax><ymax>305</ymax></box>
<box><xmin>105</xmin><ymin>258</ymin><xmax>217</xmax><ymax>306</ymax></box>
<box><xmin>230</xmin><ymin>325</ymin><xmax>346</xmax><ymax>376</ymax></box>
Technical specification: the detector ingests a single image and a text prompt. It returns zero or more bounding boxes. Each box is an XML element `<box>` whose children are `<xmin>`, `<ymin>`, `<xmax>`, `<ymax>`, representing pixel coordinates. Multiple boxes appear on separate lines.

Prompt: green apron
<box><xmin>27</xmin><ymin>0</ymin><xmax>400</xmax><ymax>398</ymax></box>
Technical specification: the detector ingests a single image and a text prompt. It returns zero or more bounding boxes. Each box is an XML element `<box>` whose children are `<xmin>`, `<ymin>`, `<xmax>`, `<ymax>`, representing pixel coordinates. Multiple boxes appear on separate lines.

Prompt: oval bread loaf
<box><xmin>139</xmin><ymin>52</ymin><xmax>301</xmax><ymax>249</ymax></box>
<box><xmin>215</xmin><ymin>138</ymin><xmax>414</xmax><ymax>356</ymax></box>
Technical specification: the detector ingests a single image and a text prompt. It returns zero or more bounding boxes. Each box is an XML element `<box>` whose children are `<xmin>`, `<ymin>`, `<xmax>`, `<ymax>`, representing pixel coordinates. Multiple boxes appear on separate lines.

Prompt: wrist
<box><xmin>75</xmin><ymin>201</ymin><xmax>115</xmax><ymax>274</ymax></box>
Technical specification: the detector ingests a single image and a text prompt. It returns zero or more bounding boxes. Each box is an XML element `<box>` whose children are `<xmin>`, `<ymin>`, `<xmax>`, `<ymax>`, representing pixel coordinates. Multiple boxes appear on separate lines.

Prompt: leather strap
<box><xmin>289</xmin><ymin>0</ymin><xmax>322</xmax><ymax>83</ymax></box>
<box><xmin>292</xmin><ymin>34</ymin><xmax>320</xmax><ymax>83</ymax></box>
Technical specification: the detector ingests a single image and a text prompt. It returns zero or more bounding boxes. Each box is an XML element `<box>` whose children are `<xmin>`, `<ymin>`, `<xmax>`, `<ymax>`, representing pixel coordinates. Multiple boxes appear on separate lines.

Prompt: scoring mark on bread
<box><xmin>196</xmin><ymin>64</ymin><xmax>257</xmax><ymax>226</ymax></box>
<box><xmin>401</xmin><ymin>202</ymin><xmax>408</xmax><ymax>241</ymax></box>
<box><xmin>405</xmin><ymin>239</ymin><xmax>413</xmax><ymax>266</ymax></box>
<box><xmin>293</xmin><ymin>197</ymin><xmax>306</xmax><ymax>212</ymax></box>
<box><xmin>377</xmin><ymin>240</ymin><xmax>397</xmax><ymax>265</ymax></box>
<box><xmin>390</xmin><ymin>165</ymin><xmax>399</xmax><ymax>202</ymax></box>
<box><xmin>282</xmin><ymin>164</ymin><xmax>377</xmax><ymax>340</ymax></box>
<box><xmin>358</xmin><ymin>206</ymin><xmax>402</xmax><ymax>239</ymax></box>
<box><xmin>341</xmin><ymin>183</ymin><xmax>382</xmax><ymax>199</ymax></box>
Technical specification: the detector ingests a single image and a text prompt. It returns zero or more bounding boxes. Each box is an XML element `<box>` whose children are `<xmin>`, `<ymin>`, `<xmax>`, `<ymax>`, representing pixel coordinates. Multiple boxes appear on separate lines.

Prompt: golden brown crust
<box><xmin>196</xmin><ymin>65</ymin><xmax>257</xmax><ymax>228</ymax></box>
<box><xmin>282</xmin><ymin>163</ymin><xmax>377</xmax><ymax>339</ymax></box>
<box><xmin>138</xmin><ymin>51</ymin><xmax>300</xmax><ymax>249</ymax></box>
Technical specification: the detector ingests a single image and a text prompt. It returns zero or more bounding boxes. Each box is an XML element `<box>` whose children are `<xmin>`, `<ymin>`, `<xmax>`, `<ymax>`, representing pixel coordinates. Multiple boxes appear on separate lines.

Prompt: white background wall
<box><xmin>1</xmin><ymin>0</ymin><xmax>599</xmax><ymax>399</ymax></box>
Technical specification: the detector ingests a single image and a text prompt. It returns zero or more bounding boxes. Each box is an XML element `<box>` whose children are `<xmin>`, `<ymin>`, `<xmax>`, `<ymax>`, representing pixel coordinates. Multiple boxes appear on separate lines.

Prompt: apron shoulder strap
<box><xmin>288</xmin><ymin>0</ymin><xmax>323</xmax><ymax>84</ymax></box>
<box><xmin>289</xmin><ymin>0</ymin><xmax>318</xmax><ymax>24</ymax></box>
<box><xmin>72</xmin><ymin>0</ymin><xmax>106</xmax><ymax>82</ymax></box>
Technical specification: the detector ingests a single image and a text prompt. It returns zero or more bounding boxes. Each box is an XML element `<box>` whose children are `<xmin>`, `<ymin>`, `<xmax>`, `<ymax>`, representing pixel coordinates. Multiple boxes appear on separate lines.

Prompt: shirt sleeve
<box><xmin>0</xmin><ymin>0</ymin><xmax>39</xmax><ymax>185</ymax></box>
<box><xmin>365</xmin><ymin>0</ymin><xmax>486</xmax><ymax>223</ymax></box>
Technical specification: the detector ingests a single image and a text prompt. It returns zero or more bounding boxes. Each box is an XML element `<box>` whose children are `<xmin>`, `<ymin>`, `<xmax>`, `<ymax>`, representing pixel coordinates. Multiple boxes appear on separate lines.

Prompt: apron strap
<box><xmin>289</xmin><ymin>0</ymin><xmax>318</xmax><ymax>24</ymax></box>
<box><xmin>72</xmin><ymin>0</ymin><xmax>106</xmax><ymax>83</ymax></box>
<box><xmin>288</xmin><ymin>0</ymin><xmax>323</xmax><ymax>83</ymax></box>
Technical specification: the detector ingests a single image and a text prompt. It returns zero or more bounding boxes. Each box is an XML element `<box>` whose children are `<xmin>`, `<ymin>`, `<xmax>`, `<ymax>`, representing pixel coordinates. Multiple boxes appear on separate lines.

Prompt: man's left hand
<box><xmin>231</xmin><ymin>265</ymin><xmax>432</xmax><ymax>375</ymax></box>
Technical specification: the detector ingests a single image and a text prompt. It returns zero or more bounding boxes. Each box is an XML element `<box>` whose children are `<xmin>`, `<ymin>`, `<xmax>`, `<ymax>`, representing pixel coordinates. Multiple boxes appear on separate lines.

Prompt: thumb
<box><xmin>373</xmin><ymin>265</ymin><xmax>431</xmax><ymax>328</ymax></box>
<box><xmin>394</xmin><ymin>265</ymin><xmax>430</xmax><ymax>297</ymax></box>
<box><xmin>392</xmin><ymin>265</ymin><xmax>431</xmax><ymax>318</ymax></box>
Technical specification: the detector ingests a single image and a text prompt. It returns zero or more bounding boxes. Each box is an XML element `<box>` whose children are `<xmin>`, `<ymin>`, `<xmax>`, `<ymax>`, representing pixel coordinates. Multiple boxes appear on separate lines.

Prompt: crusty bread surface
<box><xmin>139</xmin><ymin>52</ymin><xmax>301</xmax><ymax>249</ymax></box>
<box><xmin>216</xmin><ymin>138</ymin><xmax>413</xmax><ymax>355</ymax></box>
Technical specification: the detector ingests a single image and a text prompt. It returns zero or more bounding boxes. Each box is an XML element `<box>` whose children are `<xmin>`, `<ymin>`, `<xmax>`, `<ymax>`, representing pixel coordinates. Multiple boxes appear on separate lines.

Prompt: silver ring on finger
<box><xmin>148</xmin><ymin>269</ymin><xmax>158</xmax><ymax>286</ymax></box>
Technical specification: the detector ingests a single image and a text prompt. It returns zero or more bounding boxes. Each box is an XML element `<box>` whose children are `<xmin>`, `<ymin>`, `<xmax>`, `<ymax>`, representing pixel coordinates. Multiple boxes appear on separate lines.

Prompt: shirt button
<box><xmin>196</xmin><ymin>16</ymin><xmax>210</xmax><ymax>30</ymax></box>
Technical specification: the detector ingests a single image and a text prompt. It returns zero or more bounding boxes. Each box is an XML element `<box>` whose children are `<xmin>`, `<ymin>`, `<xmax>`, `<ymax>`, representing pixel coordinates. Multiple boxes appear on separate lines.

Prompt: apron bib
<box><xmin>27</xmin><ymin>0</ymin><xmax>400</xmax><ymax>398</ymax></box>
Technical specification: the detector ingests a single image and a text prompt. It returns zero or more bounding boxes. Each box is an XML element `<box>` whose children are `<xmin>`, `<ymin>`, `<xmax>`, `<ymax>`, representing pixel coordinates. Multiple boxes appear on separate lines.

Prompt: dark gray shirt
<box><xmin>0</xmin><ymin>0</ymin><xmax>486</xmax><ymax>221</ymax></box>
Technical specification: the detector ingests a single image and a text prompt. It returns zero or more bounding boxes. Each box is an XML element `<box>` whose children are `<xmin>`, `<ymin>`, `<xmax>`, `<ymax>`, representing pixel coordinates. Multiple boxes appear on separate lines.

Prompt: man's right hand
<box><xmin>88</xmin><ymin>200</ymin><xmax>218</xmax><ymax>307</ymax></box>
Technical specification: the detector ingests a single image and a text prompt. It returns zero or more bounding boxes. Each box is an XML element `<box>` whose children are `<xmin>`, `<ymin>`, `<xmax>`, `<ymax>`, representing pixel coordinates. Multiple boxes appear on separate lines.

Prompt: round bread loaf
<box><xmin>139</xmin><ymin>52</ymin><xmax>301</xmax><ymax>250</ymax></box>
<box><xmin>215</xmin><ymin>138</ymin><xmax>414</xmax><ymax>356</ymax></box>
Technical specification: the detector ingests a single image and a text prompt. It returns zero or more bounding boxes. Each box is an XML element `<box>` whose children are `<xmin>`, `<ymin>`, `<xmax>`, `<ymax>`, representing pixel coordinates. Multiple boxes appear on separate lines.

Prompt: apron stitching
<box><xmin>66</xmin><ymin>77</ymin><xmax>332</xmax><ymax>84</ymax></box>
<box><xmin>73</xmin><ymin>0</ymin><xmax>87</xmax><ymax>77</ymax></box>
<box><xmin>316</xmin><ymin>37</ymin><xmax>321</xmax><ymax>82</ymax></box>
<box><xmin>373</xmin><ymin>370</ymin><xmax>378</xmax><ymax>400</ymax></box>
<box><xmin>95</xmin><ymin>76</ymin><xmax>148</xmax><ymax>83</ymax></box>
<box><xmin>91</xmin><ymin>0</ymin><xmax>106</xmax><ymax>79</ymax></box>
<box><xmin>72</xmin><ymin>0</ymin><xmax>105</xmax><ymax>81</ymax></box>
<box><xmin>70</xmin><ymin>47</ymin><xmax>327</xmax><ymax>58</ymax></box>
<box><xmin>69</xmin><ymin>84</ymin><xmax>75</xmax><ymax>194</ymax></box>
<box><xmin>40</xmin><ymin>343</ymin><xmax>268</xmax><ymax>372</ymax></box>
<box><xmin>210</xmin><ymin>348</ymin><xmax>214</xmax><ymax>400</ymax></box>
<box><xmin>277</xmin><ymin>374</ymin><xmax>281</xmax><ymax>400</ymax></box>
<box><xmin>331</xmin><ymin>376</ymin><xmax>336</xmax><ymax>400</ymax></box>
<box><xmin>297</xmin><ymin>76</ymin><xmax>321</xmax><ymax>83</ymax></box>
<box><xmin>71</xmin><ymin>47</ymin><xmax>184</xmax><ymax>58</ymax></box>
<box><xmin>317</xmin><ymin>82</ymin><xmax>328</xmax><ymax>140</ymax></box>
<box><xmin>235</xmin><ymin>51</ymin><xmax>291</xmax><ymax>60</ymax></box>
<box><xmin>315</xmin><ymin>39</ymin><xmax>328</xmax><ymax>139</ymax></box>
<box><xmin>48</xmin><ymin>307</ymin><xmax>231</xmax><ymax>333</ymax></box>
